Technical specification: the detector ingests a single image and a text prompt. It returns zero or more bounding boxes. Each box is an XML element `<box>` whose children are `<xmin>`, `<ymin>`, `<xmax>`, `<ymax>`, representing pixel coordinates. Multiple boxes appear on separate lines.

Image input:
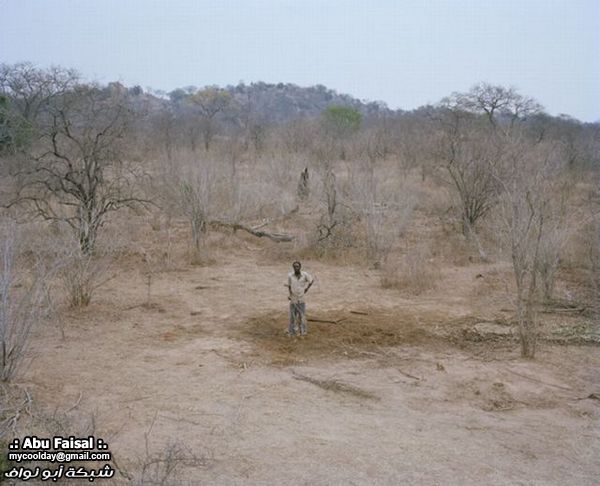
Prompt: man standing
<box><xmin>286</xmin><ymin>261</ymin><xmax>314</xmax><ymax>337</ymax></box>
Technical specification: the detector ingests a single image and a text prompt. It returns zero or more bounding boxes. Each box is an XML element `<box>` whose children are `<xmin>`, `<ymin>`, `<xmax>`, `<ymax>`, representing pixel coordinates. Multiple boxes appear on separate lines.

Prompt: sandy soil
<box><xmin>22</xmin><ymin>243</ymin><xmax>600</xmax><ymax>485</ymax></box>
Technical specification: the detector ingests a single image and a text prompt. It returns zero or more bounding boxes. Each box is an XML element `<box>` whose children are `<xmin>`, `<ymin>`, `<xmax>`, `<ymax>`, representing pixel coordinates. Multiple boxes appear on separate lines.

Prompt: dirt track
<box><xmin>24</xmin><ymin>250</ymin><xmax>600</xmax><ymax>485</ymax></box>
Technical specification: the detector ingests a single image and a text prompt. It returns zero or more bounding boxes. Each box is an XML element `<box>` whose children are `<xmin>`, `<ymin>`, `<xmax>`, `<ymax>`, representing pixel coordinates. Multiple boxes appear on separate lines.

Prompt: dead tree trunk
<box><xmin>297</xmin><ymin>168</ymin><xmax>309</xmax><ymax>201</ymax></box>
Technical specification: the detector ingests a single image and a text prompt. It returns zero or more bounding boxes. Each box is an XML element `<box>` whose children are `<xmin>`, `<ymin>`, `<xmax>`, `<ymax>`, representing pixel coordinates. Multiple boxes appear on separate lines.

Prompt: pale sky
<box><xmin>1</xmin><ymin>0</ymin><xmax>598</xmax><ymax>121</ymax></box>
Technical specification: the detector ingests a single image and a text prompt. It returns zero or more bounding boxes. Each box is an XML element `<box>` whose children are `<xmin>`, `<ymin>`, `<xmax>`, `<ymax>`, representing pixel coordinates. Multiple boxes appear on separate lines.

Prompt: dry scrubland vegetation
<box><xmin>0</xmin><ymin>63</ymin><xmax>599</xmax><ymax>484</ymax></box>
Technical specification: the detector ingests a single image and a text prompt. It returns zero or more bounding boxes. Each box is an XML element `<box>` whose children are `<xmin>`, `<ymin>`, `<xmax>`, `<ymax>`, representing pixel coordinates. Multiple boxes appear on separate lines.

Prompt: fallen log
<box><xmin>210</xmin><ymin>220</ymin><xmax>294</xmax><ymax>242</ymax></box>
<box><xmin>541</xmin><ymin>307</ymin><xmax>586</xmax><ymax>314</ymax></box>
<box><xmin>308</xmin><ymin>317</ymin><xmax>347</xmax><ymax>324</ymax></box>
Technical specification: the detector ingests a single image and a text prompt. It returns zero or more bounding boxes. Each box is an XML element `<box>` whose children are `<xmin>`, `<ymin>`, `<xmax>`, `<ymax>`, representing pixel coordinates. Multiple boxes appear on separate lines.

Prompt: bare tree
<box><xmin>393</xmin><ymin>115</ymin><xmax>430</xmax><ymax>179</ymax></box>
<box><xmin>431</xmin><ymin>105</ymin><xmax>500</xmax><ymax>240</ymax></box>
<box><xmin>150</xmin><ymin>106</ymin><xmax>178</xmax><ymax>161</ymax></box>
<box><xmin>189</xmin><ymin>87</ymin><xmax>231</xmax><ymax>151</ymax></box>
<box><xmin>7</xmin><ymin>83</ymin><xmax>151</xmax><ymax>254</ymax></box>
<box><xmin>0</xmin><ymin>220</ymin><xmax>53</xmax><ymax>381</ymax></box>
<box><xmin>535</xmin><ymin>182</ymin><xmax>578</xmax><ymax>303</ymax></box>
<box><xmin>297</xmin><ymin>168</ymin><xmax>309</xmax><ymax>201</ymax></box>
<box><xmin>348</xmin><ymin>147</ymin><xmax>417</xmax><ymax>267</ymax></box>
<box><xmin>492</xmin><ymin>139</ymin><xmax>561</xmax><ymax>358</ymax></box>
<box><xmin>0</xmin><ymin>62</ymin><xmax>79</xmax><ymax>126</ymax></box>
<box><xmin>308</xmin><ymin>116</ymin><xmax>355</xmax><ymax>246</ymax></box>
<box><xmin>0</xmin><ymin>95</ymin><xmax>30</xmax><ymax>155</ymax></box>
<box><xmin>0</xmin><ymin>63</ymin><xmax>78</xmax><ymax>155</ymax></box>
<box><xmin>278</xmin><ymin>118</ymin><xmax>317</xmax><ymax>154</ymax></box>
<box><xmin>586</xmin><ymin>178</ymin><xmax>600</xmax><ymax>309</ymax></box>
<box><xmin>448</xmin><ymin>82</ymin><xmax>542</xmax><ymax>132</ymax></box>
<box><xmin>432</xmin><ymin>84</ymin><xmax>544</xmax><ymax>261</ymax></box>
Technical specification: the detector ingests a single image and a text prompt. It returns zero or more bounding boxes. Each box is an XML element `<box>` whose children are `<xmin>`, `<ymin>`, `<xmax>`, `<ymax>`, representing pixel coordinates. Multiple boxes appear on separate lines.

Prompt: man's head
<box><xmin>292</xmin><ymin>261</ymin><xmax>301</xmax><ymax>273</ymax></box>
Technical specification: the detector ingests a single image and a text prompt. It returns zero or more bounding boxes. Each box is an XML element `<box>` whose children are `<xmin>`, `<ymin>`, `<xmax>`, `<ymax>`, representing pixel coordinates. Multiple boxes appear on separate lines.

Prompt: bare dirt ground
<box><xmin>22</xmin><ymin>237</ymin><xmax>600</xmax><ymax>485</ymax></box>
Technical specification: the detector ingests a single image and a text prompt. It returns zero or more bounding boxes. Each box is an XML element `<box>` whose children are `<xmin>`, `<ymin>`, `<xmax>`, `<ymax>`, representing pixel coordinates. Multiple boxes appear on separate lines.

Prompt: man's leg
<box><xmin>298</xmin><ymin>303</ymin><xmax>307</xmax><ymax>335</ymax></box>
<box><xmin>288</xmin><ymin>303</ymin><xmax>298</xmax><ymax>335</ymax></box>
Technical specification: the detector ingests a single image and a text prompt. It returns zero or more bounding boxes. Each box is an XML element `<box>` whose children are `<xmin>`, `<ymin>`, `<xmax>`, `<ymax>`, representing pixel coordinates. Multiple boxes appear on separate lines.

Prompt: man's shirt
<box><xmin>287</xmin><ymin>271</ymin><xmax>313</xmax><ymax>304</ymax></box>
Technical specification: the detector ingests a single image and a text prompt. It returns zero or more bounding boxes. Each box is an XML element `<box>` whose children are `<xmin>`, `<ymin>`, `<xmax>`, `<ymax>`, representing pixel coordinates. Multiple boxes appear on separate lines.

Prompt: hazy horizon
<box><xmin>2</xmin><ymin>0</ymin><xmax>599</xmax><ymax>122</ymax></box>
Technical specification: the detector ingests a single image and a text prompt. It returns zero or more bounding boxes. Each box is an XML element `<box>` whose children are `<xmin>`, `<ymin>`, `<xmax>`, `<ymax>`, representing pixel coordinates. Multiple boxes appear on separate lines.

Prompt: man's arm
<box><xmin>304</xmin><ymin>273</ymin><xmax>314</xmax><ymax>294</ymax></box>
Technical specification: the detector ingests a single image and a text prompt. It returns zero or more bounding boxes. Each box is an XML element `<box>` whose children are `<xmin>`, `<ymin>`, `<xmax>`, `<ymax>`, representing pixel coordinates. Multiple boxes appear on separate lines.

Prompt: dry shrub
<box><xmin>30</xmin><ymin>402</ymin><xmax>98</xmax><ymax>443</ymax></box>
<box><xmin>122</xmin><ymin>441</ymin><xmax>206</xmax><ymax>486</ymax></box>
<box><xmin>233</xmin><ymin>179</ymin><xmax>297</xmax><ymax>221</ymax></box>
<box><xmin>347</xmin><ymin>158</ymin><xmax>419</xmax><ymax>267</ymax></box>
<box><xmin>112</xmin><ymin>415</ymin><xmax>209</xmax><ymax>485</ymax></box>
<box><xmin>1</xmin><ymin>390</ymin><xmax>110</xmax><ymax>484</ymax></box>
<box><xmin>551</xmin><ymin>204</ymin><xmax>599</xmax><ymax>311</ymax></box>
<box><xmin>299</xmin><ymin>214</ymin><xmax>363</xmax><ymax>263</ymax></box>
<box><xmin>0</xmin><ymin>220</ymin><xmax>54</xmax><ymax>381</ymax></box>
<box><xmin>588</xmin><ymin>218</ymin><xmax>600</xmax><ymax>307</ymax></box>
<box><xmin>35</xmin><ymin>224</ymin><xmax>116</xmax><ymax>308</ymax></box>
<box><xmin>470</xmin><ymin>266</ymin><xmax>510</xmax><ymax>301</ymax></box>
<box><xmin>60</xmin><ymin>252</ymin><xmax>111</xmax><ymax>307</ymax></box>
<box><xmin>380</xmin><ymin>247</ymin><xmax>437</xmax><ymax>294</ymax></box>
<box><xmin>583</xmin><ymin>179</ymin><xmax>600</xmax><ymax>309</ymax></box>
<box><xmin>433</xmin><ymin>224</ymin><xmax>481</xmax><ymax>266</ymax></box>
<box><xmin>0</xmin><ymin>384</ymin><xmax>33</xmax><ymax>442</ymax></box>
<box><xmin>54</xmin><ymin>241</ymin><xmax>114</xmax><ymax>307</ymax></box>
<box><xmin>4</xmin><ymin>384</ymin><xmax>208</xmax><ymax>485</ymax></box>
<box><xmin>570</xmin><ymin>226</ymin><xmax>600</xmax><ymax>315</ymax></box>
<box><xmin>361</xmin><ymin>193</ymin><xmax>417</xmax><ymax>268</ymax></box>
<box><xmin>150</xmin><ymin>149</ymin><xmax>301</xmax><ymax>264</ymax></box>
<box><xmin>418</xmin><ymin>178</ymin><xmax>453</xmax><ymax>217</ymax></box>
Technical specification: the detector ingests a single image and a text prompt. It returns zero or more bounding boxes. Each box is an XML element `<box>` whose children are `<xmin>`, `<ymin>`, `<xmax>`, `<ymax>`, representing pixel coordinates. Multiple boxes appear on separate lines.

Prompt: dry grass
<box><xmin>380</xmin><ymin>249</ymin><xmax>437</xmax><ymax>294</ymax></box>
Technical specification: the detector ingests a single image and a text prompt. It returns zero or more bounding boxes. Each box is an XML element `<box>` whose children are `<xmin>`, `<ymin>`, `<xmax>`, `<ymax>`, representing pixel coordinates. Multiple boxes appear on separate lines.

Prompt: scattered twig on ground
<box><xmin>124</xmin><ymin>303</ymin><xmax>144</xmax><ymax>311</ymax></box>
<box><xmin>121</xmin><ymin>396</ymin><xmax>152</xmax><ymax>403</ymax></box>
<box><xmin>308</xmin><ymin>317</ymin><xmax>347</xmax><ymax>324</ymax></box>
<box><xmin>572</xmin><ymin>393</ymin><xmax>600</xmax><ymax>401</ymax></box>
<box><xmin>505</xmin><ymin>369</ymin><xmax>573</xmax><ymax>391</ymax></box>
<box><xmin>291</xmin><ymin>371</ymin><xmax>377</xmax><ymax>400</ymax></box>
<box><xmin>64</xmin><ymin>391</ymin><xmax>83</xmax><ymax>414</ymax></box>
<box><xmin>158</xmin><ymin>413</ymin><xmax>203</xmax><ymax>427</ymax></box>
<box><xmin>396</xmin><ymin>368</ymin><xmax>422</xmax><ymax>381</ymax></box>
